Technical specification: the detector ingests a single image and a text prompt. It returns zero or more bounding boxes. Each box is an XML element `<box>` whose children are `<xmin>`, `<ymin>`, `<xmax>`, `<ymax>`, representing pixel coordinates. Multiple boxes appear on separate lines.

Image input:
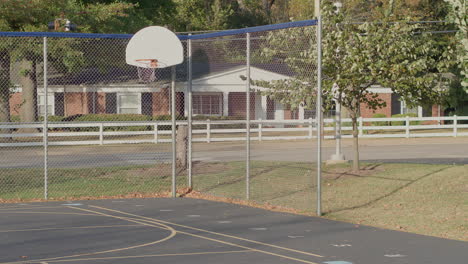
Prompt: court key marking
<box><xmin>1</xmin><ymin>209</ymin><xmax>177</xmax><ymax>264</ymax></box>
<box><xmin>91</xmin><ymin>205</ymin><xmax>323</xmax><ymax>258</ymax></box>
<box><xmin>85</xmin><ymin>205</ymin><xmax>324</xmax><ymax>262</ymax></box>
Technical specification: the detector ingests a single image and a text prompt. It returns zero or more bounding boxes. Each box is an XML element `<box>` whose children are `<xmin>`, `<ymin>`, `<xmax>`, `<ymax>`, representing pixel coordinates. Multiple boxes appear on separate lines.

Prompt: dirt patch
<box><xmin>323</xmin><ymin>163</ymin><xmax>385</xmax><ymax>180</ymax></box>
<box><xmin>127</xmin><ymin>162</ymin><xmax>231</xmax><ymax>178</ymax></box>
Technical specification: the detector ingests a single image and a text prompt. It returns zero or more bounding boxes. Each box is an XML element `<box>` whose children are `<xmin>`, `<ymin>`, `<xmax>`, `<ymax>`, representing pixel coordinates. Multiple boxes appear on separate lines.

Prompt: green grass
<box><xmin>1</xmin><ymin>161</ymin><xmax>466</xmax><ymax>241</ymax></box>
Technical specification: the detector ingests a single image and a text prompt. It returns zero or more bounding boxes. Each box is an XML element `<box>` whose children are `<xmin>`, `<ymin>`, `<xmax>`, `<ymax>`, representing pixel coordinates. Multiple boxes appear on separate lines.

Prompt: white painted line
<box><xmin>324</xmin><ymin>261</ymin><xmax>353</xmax><ymax>264</ymax></box>
<box><xmin>61</xmin><ymin>203</ymin><xmax>83</xmax><ymax>206</ymax></box>
<box><xmin>160</xmin><ymin>209</ymin><xmax>174</xmax><ymax>212</ymax></box>
<box><xmin>135</xmin><ymin>205</ymin><xmax>144</xmax><ymax>207</ymax></box>
<box><xmin>217</xmin><ymin>221</ymin><xmax>232</xmax><ymax>224</ymax></box>
<box><xmin>288</xmin><ymin>236</ymin><xmax>305</xmax><ymax>238</ymax></box>
<box><xmin>111</xmin><ymin>201</ymin><xmax>125</xmax><ymax>203</ymax></box>
<box><xmin>331</xmin><ymin>244</ymin><xmax>352</xmax><ymax>247</ymax></box>
<box><xmin>187</xmin><ymin>215</ymin><xmax>201</xmax><ymax>218</ymax></box>
<box><xmin>384</xmin><ymin>254</ymin><xmax>406</xmax><ymax>258</ymax></box>
<box><xmin>249</xmin><ymin>227</ymin><xmax>267</xmax><ymax>231</ymax></box>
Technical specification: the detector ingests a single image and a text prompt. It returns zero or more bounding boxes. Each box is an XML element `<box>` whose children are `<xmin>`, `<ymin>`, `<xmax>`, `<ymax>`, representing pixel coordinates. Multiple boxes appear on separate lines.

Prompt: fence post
<box><xmin>358</xmin><ymin>117</ymin><xmax>363</xmax><ymax>137</ymax></box>
<box><xmin>453</xmin><ymin>115</ymin><xmax>458</xmax><ymax>137</ymax></box>
<box><xmin>309</xmin><ymin>117</ymin><xmax>313</xmax><ymax>139</ymax></box>
<box><xmin>406</xmin><ymin>116</ymin><xmax>410</xmax><ymax>138</ymax></box>
<box><xmin>187</xmin><ymin>33</ymin><xmax>193</xmax><ymax>188</ymax></box>
<box><xmin>207</xmin><ymin>119</ymin><xmax>211</xmax><ymax>143</ymax></box>
<box><xmin>154</xmin><ymin>123</ymin><xmax>158</xmax><ymax>143</ymax></box>
<box><xmin>246</xmin><ymin>32</ymin><xmax>251</xmax><ymax>200</ymax></box>
<box><xmin>43</xmin><ymin>36</ymin><xmax>48</xmax><ymax>200</ymax></box>
<box><xmin>99</xmin><ymin>123</ymin><xmax>104</xmax><ymax>145</ymax></box>
<box><xmin>258</xmin><ymin>119</ymin><xmax>262</xmax><ymax>141</ymax></box>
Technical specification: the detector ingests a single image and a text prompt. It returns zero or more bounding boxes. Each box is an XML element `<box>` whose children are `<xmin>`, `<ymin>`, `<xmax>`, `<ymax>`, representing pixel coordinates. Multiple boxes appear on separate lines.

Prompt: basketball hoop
<box><xmin>126</xmin><ymin>26</ymin><xmax>184</xmax><ymax>83</ymax></box>
<box><xmin>134</xmin><ymin>59</ymin><xmax>167</xmax><ymax>83</ymax></box>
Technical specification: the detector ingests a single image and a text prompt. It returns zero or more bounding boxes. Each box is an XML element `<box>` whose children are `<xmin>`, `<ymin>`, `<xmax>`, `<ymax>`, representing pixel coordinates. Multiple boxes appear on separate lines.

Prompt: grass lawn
<box><xmin>1</xmin><ymin>161</ymin><xmax>466</xmax><ymax>241</ymax></box>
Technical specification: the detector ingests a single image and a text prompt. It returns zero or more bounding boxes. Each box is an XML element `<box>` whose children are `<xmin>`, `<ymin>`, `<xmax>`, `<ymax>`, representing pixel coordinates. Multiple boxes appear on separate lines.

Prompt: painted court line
<box><xmin>68</xmin><ymin>207</ymin><xmax>322</xmax><ymax>264</ymax></box>
<box><xmin>89</xmin><ymin>205</ymin><xmax>324</xmax><ymax>259</ymax></box>
<box><xmin>0</xmin><ymin>224</ymin><xmax>143</xmax><ymax>233</ymax></box>
<box><xmin>19</xmin><ymin>250</ymin><xmax>252</xmax><ymax>263</ymax></box>
<box><xmin>0</xmin><ymin>206</ymin><xmax>67</xmax><ymax>211</ymax></box>
<box><xmin>1</xmin><ymin>211</ymin><xmax>99</xmax><ymax>216</ymax></box>
<box><xmin>1</xmin><ymin>208</ymin><xmax>177</xmax><ymax>264</ymax></box>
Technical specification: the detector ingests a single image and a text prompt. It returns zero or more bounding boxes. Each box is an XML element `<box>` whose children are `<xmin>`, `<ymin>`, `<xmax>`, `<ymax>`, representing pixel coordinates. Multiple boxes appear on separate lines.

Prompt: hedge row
<box><xmin>9</xmin><ymin>114</ymin><xmax>246</xmax><ymax>131</ymax></box>
<box><xmin>371</xmin><ymin>113</ymin><xmax>421</xmax><ymax>126</ymax></box>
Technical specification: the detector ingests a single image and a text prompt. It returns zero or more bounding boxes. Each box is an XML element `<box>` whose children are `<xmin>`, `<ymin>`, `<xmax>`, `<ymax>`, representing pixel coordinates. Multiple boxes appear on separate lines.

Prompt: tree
<box><xmin>0</xmin><ymin>0</ymin><xmax>141</xmax><ymax>127</ymax></box>
<box><xmin>443</xmin><ymin>0</ymin><xmax>467</xmax><ymax>90</ymax></box>
<box><xmin>172</xmin><ymin>0</ymin><xmax>235</xmax><ymax>31</ymax></box>
<box><xmin>253</xmin><ymin>1</ymin><xmax>446</xmax><ymax>171</ymax></box>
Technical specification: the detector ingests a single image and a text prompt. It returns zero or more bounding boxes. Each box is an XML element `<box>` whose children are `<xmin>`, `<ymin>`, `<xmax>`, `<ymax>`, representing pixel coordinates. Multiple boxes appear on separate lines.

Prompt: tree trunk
<box><xmin>176</xmin><ymin>125</ymin><xmax>188</xmax><ymax>170</ymax></box>
<box><xmin>0</xmin><ymin>51</ymin><xmax>12</xmax><ymax>136</ymax></box>
<box><xmin>351</xmin><ymin>116</ymin><xmax>360</xmax><ymax>171</ymax></box>
<box><xmin>19</xmin><ymin>59</ymin><xmax>38</xmax><ymax>133</ymax></box>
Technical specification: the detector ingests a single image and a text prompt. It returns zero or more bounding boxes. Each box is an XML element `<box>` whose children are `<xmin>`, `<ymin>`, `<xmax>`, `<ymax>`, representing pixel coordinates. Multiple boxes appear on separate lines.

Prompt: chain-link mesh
<box><xmin>0</xmin><ymin>23</ymin><xmax>320</xmax><ymax>212</ymax></box>
<box><xmin>248</xmin><ymin>27</ymin><xmax>318</xmax><ymax>212</ymax></box>
<box><xmin>0</xmin><ymin>36</ymin><xmax>45</xmax><ymax>201</ymax></box>
<box><xmin>189</xmin><ymin>33</ymin><xmax>248</xmax><ymax>199</ymax></box>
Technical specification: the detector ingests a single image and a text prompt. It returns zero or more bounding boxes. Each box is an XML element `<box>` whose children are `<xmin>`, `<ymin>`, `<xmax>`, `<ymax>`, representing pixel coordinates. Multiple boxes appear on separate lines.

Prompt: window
<box><xmin>37</xmin><ymin>94</ymin><xmax>54</xmax><ymax>116</ymax></box>
<box><xmin>401</xmin><ymin>101</ymin><xmax>418</xmax><ymax>115</ymax></box>
<box><xmin>117</xmin><ymin>93</ymin><xmax>141</xmax><ymax>114</ymax></box>
<box><xmin>193</xmin><ymin>94</ymin><xmax>222</xmax><ymax>115</ymax></box>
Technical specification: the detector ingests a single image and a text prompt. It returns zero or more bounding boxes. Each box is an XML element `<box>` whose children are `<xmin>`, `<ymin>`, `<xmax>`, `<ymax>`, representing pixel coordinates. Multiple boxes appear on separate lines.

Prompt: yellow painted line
<box><xmin>91</xmin><ymin>205</ymin><xmax>324</xmax><ymax>258</ymax></box>
<box><xmin>72</xmin><ymin>209</ymin><xmax>319</xmax><ymax>264</ymax></box>
<box><xmin>18</xmin><ymin>250</ymin><xmax>252</xmax><ymax>263</ymax></box>
<box><xmin>1</xmin><ymin>212</ymin><xmax>98</xmax><ymax>216</ymax></box>
<box><xmin>0</xmin><ymin>207</ymin><xmax>177</xmax><ymax>264</ymax></box>
<box><xmin>0</xmin><ymin>224</ymin><xmax>143</xmax><ymax>233</ymax></box>
<box><xmin>171</xmin><ymin>226</ymin><xmax>320</xmax><ymax>264</ymax></box>
<box><xmin>0</xmin><ymin>206</ymin><xmax>64</xmax><ymax>211</ymax></box>
<box><xmin>82</xmin><ymin>207</ymin><xmax>322</xmax><ymax>264</ymax></box>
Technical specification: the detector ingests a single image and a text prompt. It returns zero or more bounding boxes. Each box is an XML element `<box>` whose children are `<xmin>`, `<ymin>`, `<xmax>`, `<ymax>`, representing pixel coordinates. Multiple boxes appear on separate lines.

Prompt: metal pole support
<box><xmin>246</xmin><ymin>32</ymin><xmax>251</xmax><ymax>200</ymax></box>
<box><xmin>43</xmin><ymin>37</ymin><xmax>49</xmax><ymax>200</ymax></box>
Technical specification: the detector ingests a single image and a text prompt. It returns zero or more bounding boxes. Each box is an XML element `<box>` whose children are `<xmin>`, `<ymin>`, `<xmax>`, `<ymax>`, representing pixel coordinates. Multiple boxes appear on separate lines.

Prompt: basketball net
<box><xmin>135</xmin><ymin>59</ymin><xmax>158</xmax><ymax>83</ymax></box>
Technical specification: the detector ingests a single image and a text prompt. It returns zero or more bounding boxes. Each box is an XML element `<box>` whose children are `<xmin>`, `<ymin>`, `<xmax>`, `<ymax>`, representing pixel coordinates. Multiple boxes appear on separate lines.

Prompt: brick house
<box><xmin>358</xmin><ymin>86</ymin><xmax>444</xmax><ymax>119</ymax></box>
<box><xmin>8</xmin><ymin>64</ymin><xmax>444</xmax><ymax>121</ymax></box>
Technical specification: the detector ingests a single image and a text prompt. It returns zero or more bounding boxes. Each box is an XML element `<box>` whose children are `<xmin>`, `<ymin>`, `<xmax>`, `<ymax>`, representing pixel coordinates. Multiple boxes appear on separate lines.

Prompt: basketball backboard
<box><xmin>126</xmin><ymin>26</ymin><xmax>184</xmax><ymax>69</ymax></box>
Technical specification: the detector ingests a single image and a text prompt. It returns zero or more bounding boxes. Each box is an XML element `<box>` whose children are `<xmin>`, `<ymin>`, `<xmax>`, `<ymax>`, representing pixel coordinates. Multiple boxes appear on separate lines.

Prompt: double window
<box><xmin>37</xmin><ymin>94</ymin><xmax>54</xmax><ymax>116</ymax></box>
<box><xmin>193</xmin><ymin>93</ymin><xmax>222</xmax><ymax>115</ymax></box>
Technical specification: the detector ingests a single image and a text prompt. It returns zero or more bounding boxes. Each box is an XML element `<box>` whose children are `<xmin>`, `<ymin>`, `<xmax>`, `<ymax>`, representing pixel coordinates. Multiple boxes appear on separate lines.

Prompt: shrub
<box><xmin>391</xmin><ymin>113</ymin><xmax>420</xmax><ymax>126</ymax></box>
<box><xmin>9</xmin><ymin>115</ymin><xmax>64</xmax><ymax>122</ymax></box>
<box><xmin>371</xmin><ymin>113</ymin><xmax>389</xmax><ymax>126</ymax></box>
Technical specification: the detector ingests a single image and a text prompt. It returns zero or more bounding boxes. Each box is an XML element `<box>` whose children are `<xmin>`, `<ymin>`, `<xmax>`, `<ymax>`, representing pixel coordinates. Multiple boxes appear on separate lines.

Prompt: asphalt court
<box><xmin>0</xmin><ymin>198</ymin><xmax>466</xmax><ymax>264</ymax></box>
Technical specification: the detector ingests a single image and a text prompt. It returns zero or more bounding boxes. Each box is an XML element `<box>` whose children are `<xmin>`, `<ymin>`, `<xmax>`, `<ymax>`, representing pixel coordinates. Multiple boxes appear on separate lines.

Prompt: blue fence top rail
<box><xmin>0</xmin><ymin>19</ymin><xmax>317</xmax><ymax>40</ymax></box>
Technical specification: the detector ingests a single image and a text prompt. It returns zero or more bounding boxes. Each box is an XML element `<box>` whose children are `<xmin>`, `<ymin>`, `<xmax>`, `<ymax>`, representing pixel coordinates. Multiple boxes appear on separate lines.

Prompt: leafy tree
<box><xmin>172</xmin><ymin>0</ymin><xmax>235</xmax><ymax>31</ymax></box>
<box><xmin>0</xmin><ymin>0</ymin><xmax>141</xmax><ymax>128</ymax></box>
<box><xmin>77</xmin><ymin>0</ymin><xmax>177</xmax><ymax>29</ymax></box>
<box><xmin>443</xmin><ymin>0</ymin><xmax>467</xmax><ymax>90</ymax></box>
<box><xmin>253</xmin><ymin>1</ymin><xmax>446</xmax><ymax>171</ymax></box>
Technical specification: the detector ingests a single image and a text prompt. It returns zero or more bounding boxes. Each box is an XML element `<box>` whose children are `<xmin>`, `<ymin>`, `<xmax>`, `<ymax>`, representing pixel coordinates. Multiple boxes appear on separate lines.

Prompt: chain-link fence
<box><xmin>0</xmin><ymin>21</ymin><xmax>321</xmax><ymax>213</ymax></box>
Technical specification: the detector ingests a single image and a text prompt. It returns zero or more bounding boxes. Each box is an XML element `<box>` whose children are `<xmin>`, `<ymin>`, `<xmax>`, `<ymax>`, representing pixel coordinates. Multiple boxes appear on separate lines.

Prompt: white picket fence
<box><xmin>1</xmin><ymin>116</ymin><xmax>468</xmax><ymax>147</ymax></box>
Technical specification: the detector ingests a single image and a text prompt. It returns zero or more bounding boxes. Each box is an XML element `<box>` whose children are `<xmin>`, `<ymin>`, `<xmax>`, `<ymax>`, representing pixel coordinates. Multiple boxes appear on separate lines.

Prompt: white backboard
<box><xmin>126</xmin><ymin>26</ymin><xmax>184</xmax><ymax>68</ymax></box>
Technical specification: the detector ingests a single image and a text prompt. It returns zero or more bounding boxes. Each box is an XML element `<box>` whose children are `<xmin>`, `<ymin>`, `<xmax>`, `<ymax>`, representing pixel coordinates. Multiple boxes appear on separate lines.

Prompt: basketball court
<box><xmin>1</xmin><ymin>198</ymin><xmax>466</xmax><ymax>264</ymax></box>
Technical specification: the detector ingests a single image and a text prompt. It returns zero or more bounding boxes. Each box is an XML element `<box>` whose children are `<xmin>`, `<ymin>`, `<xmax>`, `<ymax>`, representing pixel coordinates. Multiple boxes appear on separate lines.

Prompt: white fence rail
<box><xmin>1</xmin><ymin>116</ymin><xmax>468</xmax><ymax>147</ymax></box>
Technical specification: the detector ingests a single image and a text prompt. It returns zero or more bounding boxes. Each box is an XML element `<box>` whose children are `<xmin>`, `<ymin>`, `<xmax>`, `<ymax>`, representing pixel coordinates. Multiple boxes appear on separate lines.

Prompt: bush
<box><xmin>9</xmin><ymin>115</ymin><xmax>64</xmax><ymax>122</ymax></box>
<box><xmin>391</xmin><ymin>113</ymin><xmax>420</xmax><ymax>126</ymax></box>
<box><xmin>371</xmin><ymin>113</ymin><xmax>389</xmax><ymax>126</ymax></box>
<box><xmin>192</xmin><ymin>115</ymin><xmax>245</xmax><ymax>129</ymax></box>
<box><xmin>69</xmin><ymin>114</ymin><xmax>151</xmax><ymax>132</ymax></box>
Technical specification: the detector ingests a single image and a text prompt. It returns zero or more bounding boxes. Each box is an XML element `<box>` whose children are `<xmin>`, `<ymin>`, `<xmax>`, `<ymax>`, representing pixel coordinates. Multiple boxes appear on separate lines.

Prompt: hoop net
<box><xmin>134</xmin><ymin>59</ymin><xmax>167</xmax><ymax>83</ymax></box>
